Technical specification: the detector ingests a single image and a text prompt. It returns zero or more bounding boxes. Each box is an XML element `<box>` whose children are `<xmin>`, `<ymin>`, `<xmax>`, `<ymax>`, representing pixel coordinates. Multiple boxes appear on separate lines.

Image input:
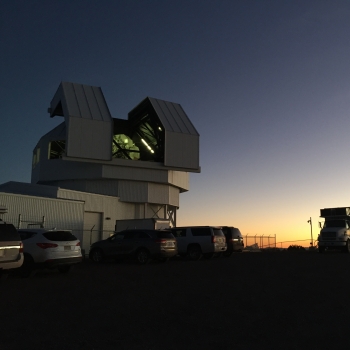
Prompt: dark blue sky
<box><xmin>2</xmin><ymin>0</ymin><xmax>350</xmax><ymax>243</ymax></box>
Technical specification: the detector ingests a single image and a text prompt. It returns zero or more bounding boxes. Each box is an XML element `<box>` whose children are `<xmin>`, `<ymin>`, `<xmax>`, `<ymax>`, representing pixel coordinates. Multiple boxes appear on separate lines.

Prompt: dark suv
<box><xmin>221</xmin><ymin>226</ymin><xmax>244</xmax><ymax>256</ymax></box>
<box><xmin>89</xmin><ymin>229</ymin><xmax>178</xmax><ymax>264</ymax></box>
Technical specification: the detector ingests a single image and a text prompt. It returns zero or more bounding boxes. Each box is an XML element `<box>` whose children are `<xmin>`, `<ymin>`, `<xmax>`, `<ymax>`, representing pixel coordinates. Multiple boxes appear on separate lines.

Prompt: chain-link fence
<box><xmin>244</xmin><ymin>235</ymin><xmax>277</xmax><ymax>249</ymax></box>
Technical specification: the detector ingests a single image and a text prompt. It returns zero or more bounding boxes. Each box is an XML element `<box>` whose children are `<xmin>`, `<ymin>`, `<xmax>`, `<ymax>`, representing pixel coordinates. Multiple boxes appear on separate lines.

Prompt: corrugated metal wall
<box><xmin>168</xmin><ymin>171</ymin><xmax>189</xmax><ymax>191</ymax></box>
<box><xmin>118</xmin><ymin>181</ymin><xmax>148</xmax><ymax>203</ymax></box>
<box><xmin>103</xmin><ymin>164</ymin><xmax>169</xmax><ymax>183</ymax></box>
<box><xmin>0</xmin><ymin>192</ymin><xmax>84</xmax><ymax>240</ymax></box>
<box><xmin>148</xmin><ymin>183</ymin><xmax>179</xmax><ymax>207</ymax></box>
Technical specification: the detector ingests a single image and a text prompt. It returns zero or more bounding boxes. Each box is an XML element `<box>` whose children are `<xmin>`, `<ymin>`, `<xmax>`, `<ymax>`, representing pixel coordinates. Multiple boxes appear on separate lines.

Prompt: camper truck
<box><xmin>318</xmin><ymin>207</ymin><xmax>350</xmax><ymax>253</ymax></box>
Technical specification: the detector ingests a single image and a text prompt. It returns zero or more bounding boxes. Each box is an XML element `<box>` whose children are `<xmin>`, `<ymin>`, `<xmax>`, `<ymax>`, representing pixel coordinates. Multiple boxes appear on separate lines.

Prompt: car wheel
<box><xmin>319</xmin><ymin>246</ymin><xmax>326</xmax><ymax>253</ymax></box>
<box><xmin>136</xmin><ymin>249</ymin><xmax>150</xmax><ymax>264</ymax></box>
<box><xmin>58</xmin><ymin>265</ymin><xmax>71</xmax><ymax>273</ymax></box>
<box><xmin>203</xmin><ymin>253</ymin><xmax>214</xmax><ymax>259</ymax></box>
<box><xmin>187</xmin><ymin>245</ymin><xmax>202</xmax><ymax>261</ymax></box>
<box><xmin>19</xmin><ymin>254</ymin><xmax>35</xmax><ymax>278</ymax></box>
<box><xmin>90</xmin><ymin>248</ymin><xmax>104</xmax><ymax>263</ymax></box>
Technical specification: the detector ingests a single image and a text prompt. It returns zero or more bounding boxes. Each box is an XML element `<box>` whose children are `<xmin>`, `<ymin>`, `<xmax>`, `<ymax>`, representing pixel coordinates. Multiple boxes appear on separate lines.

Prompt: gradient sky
<box><xmin>2</xmin><ymin>1</ymin><xmax>350</xmax><ymax>246</ymax></box>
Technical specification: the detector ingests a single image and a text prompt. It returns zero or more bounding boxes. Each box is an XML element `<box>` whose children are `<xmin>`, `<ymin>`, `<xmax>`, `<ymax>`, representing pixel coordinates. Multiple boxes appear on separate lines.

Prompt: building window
<box><xmin>49</xmin><ymin>140</ymin><xmax>65</xmax><ymax>159</ymax></box>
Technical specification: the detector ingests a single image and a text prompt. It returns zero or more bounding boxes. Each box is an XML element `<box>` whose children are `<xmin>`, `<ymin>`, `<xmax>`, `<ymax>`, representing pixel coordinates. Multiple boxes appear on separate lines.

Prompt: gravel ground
<box><xmin>1</xmin><ymin>251</ymin><xmax>350</xmax><ymax>350</ymax></box>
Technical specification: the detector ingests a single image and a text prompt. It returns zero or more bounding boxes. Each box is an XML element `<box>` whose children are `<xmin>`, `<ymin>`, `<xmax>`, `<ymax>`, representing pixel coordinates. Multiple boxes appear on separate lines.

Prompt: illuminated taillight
<box><xmin>76</xmin><ymin>242</ymin><xmax>81</xmax><ymax>246</ymax></box>
<box><xmin>155</xmin><ymin>239</ymin><xmax>167</xmax><ymax>244</ymax></box>
<box><xmin>36</xmin><ymin>243</ymin><xmax>58</xmax><ymax>249</ymax></box>
<box><xmin>19</xmin><ymin>242</ymin><xmax>23</xmax><ymax>253</ymax></box>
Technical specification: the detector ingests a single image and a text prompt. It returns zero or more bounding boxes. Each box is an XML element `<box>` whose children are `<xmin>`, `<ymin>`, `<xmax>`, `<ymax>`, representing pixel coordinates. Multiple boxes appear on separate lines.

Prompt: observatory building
<box><xmin>0</xmin><ymin>82</ymin><xmax>200</xmax><ymax>251</ymax></box>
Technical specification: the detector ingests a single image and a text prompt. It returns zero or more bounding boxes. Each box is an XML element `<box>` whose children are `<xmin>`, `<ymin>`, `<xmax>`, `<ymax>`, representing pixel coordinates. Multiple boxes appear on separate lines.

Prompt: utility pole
<box><xmin>307</xmin><ymin>217</ymin><xmax>313</xmax><ymax>247</ymax></box>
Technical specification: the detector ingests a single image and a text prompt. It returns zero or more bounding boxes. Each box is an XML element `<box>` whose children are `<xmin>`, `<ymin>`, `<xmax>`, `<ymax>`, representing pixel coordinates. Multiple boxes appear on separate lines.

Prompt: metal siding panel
<box><xmin>67</xmin><ymin>118</ymin><xmax>111</xmax><ymax>160</ymax></box>
<box><xmin>103</xmin><ymin>165</ymin><xmax>169</xmax><ymax>183</ymax></box>
<box><xmin>148</xmin><ymin>183</ymin><xmax>169</xmax><ymax>204</ymax></box>
<box><xmin>169</xmin><ymin>186</ymin><xmax>180</xmax><ymax>207</ymax></box>
<box><xmin>118</xmin><ymin>181</ymin><xmax>148</xmax><ymax>202</ymax></box>
<box><xmin>83</xmin><ymin>85</ymin><xmax>102</xmax><ymax>121</ymax></box>
<box><xmin>164</xmin><ymin>102</ymin><xmax>189</xmax><ymax>133</ymax></box>
<box><xmin>62</xmin><ymin>82</ymin><xmax>81</xmax><ymax>118</ymax></box>
<box><xmin>150</xmin><ymin>99</ymin><xmax>177</xmax><ymax>132</ymax></box>
<box><xmin>168</xmin><ymin>171</ymin><xmax>190</xmax><ymax>191</ymax></box>
<box><xmin>36</xmin><ymin>160</ymin><xmax>104</xmax><ymax>183</ymax></box>
<box><xmin>172</xmin><ymin>103</ymin><xmax>199</xmax><ymax>135</ymax></box>
<box><xmin>91</xmin><ymin>86</ymin><xmax>112</xmax><ymax>122</ymax></box>
<box><xmin>73</xmin><ymin>84</ymin><xmax>92</xmax><ymax>119</ymax></box>
<box><xmin>149</xmin><ymin>98</ymin><xmax>199</xmax><ymax>136</ymax></box>
<box><xmin>85</xmin><ymin>180</ymin><xmax>119</xmax><ymax>197</ymax></box>
<box><xmin>0</xmin><ymin>193</ymin><xmax>84</xmax><ymax>231</ymax></box>
<box><xmin>0</xmin><ymin>182</ymin><xmax>59</xmax><ymax>198</ymax></box>
<box><xmin>66</xmin><ymin>116</ymin><xmax>82</xmax><ymax>157</ymax></box>
<box><xmin>165</xmin><ymin>132</ymin><xmax>199</xmax><ymax>170</ymax></box>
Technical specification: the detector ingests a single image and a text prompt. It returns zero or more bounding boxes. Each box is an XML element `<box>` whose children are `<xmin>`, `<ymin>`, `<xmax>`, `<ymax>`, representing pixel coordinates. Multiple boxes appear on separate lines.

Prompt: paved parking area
<box><xmin>1</xmin><ymin>252</ymin><xmax>350</xmax><ymax>349</ymax></box>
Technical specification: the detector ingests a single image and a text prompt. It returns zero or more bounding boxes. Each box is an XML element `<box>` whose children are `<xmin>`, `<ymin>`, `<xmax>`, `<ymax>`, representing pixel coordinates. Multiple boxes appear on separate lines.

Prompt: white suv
<box><xmin>18</xmin><ymin>229</ymin><xmax>82</xmax><ymax>276</ymax></box>
<box><xmin>170</xmin><ymin>226</ymin><xmax>227</xmax><ymax>260</ymax></box>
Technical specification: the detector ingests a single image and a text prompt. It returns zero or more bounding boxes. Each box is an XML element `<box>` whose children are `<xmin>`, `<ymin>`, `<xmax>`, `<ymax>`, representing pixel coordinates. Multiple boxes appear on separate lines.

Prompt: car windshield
<box><xmin>43</xmin><ymin>231</ymin><xmax>77</xmax><ymax>241</ymax></box>
<box><xmin>213</xmin><ymin>229</ymin><xmax>224</xmax><ymax>236</ymax></box>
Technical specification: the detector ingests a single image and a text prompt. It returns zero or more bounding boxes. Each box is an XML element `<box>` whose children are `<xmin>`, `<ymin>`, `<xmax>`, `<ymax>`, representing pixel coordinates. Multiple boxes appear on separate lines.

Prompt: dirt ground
<box><xmin>1</xmin><ymin>251</ymin><xmax>349</xmax><ymax>350</ymax></box>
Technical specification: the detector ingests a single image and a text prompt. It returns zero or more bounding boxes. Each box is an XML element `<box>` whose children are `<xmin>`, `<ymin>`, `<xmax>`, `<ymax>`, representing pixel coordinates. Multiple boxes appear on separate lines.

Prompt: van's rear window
<box><xmin>43</xmin><ymin>231</ymin><xmax>77</xmax><ymax>241</ymax></box>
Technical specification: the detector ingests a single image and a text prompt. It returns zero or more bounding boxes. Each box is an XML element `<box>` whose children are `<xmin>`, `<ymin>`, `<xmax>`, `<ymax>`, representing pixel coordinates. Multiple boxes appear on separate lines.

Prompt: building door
<box><xmin>83</xmin><ymin>212</ymin><xmax>102</xmax><ymax>254</ymax></box>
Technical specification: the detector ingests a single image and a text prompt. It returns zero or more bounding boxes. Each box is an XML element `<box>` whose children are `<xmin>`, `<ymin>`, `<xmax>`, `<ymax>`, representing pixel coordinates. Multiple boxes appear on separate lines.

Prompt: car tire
<box><xmin>19</xmin><ymin>254</ymin><xmax>35</xmax><ymax>278</ymax></box>
<box><xmin>58</xmin><ymin>265</ymin><xmax>71</xmax><ymax>273</ymax></box>
<box><xmin>136</xmin><ymin>249</ymin><xmax>150</xmax><ymax>264</ymax></box>
<box><xmin>187</xmin><ymin>245</ymin><xmax>202</xmax><ymax>261</ymax></box>
<box><xmin>90</xmin><ymin>248</ymin><xmax>104</xmax><ymax>263</ymax></box>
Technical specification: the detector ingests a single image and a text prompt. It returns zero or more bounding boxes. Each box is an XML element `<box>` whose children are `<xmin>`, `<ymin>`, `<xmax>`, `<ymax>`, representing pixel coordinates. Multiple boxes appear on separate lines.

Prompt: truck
<box><xmin>318</xmin><ymin>207</ymin><xmax>350</xmax><ymax>253</ymax></box>
<box><xmin>115</xmin><ymin>218</ymin><xmax>171</xmax><ymax>232</ymax></box>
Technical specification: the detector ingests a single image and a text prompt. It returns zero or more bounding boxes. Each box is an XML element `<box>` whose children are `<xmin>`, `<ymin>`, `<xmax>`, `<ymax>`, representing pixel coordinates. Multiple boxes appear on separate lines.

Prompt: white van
<box><xmin>170</xmin><ymin>226</ymin><xmax>227</xmax><ymax>260</ymax></box>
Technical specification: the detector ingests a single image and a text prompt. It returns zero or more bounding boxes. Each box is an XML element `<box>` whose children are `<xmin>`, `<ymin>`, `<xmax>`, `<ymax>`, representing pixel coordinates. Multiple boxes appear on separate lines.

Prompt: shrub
<box><xmin>287</xmin><ymin>245</ymin><xmax>306</xmax><ymax>251</ymax></box>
